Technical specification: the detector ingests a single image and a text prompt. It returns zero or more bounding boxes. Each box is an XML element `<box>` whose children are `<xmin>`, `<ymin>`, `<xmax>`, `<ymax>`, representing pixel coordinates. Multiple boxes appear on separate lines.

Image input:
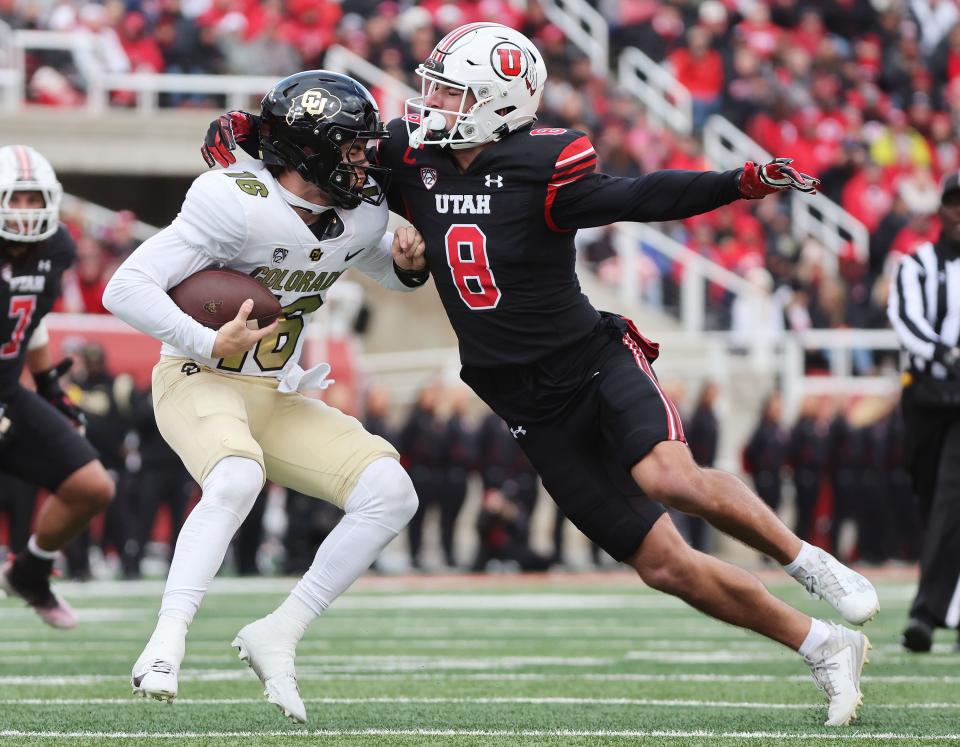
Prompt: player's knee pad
<box><xmin>200</xmin><ymin>456</ymin><xmax>264</xmax><ymax>522</ymax></box>
<box><xmin>346</xmin><ymin>457</ymin><xmax>418</xmax><ymax>534</ymax></box>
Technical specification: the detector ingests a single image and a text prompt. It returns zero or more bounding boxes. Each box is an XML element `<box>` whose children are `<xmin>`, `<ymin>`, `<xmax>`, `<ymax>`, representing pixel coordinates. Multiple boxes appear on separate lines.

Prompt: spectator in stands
<box><xmin>683</xmin><ymin>381</ymin><xmax>719</xmax><ymax>552</ymax></box>
<box><xmin>788</xmin><ymin>396</ymin><xmax>829</xmax><ymax>544</ymax></box>
<box><xmin>667</xmin><ymin>25</ymin><xmax>724</xmax><ymax>130</ymax></box>
<box><xmin>73</xmin><ymin>3</ymin><xmax>130</xmax><ymax>88</ymax></box>
<box><xmin>61</xmin><ymin>342</ymin><xmax>137</xmax><ymax>578</ymax></box>
<box><xmin>54</xmin><ymin>236</ymin><xmax>110</xmax><ymax>314</ymax></box>
<box><xmin>128</xmin><ymin>385</ymin><xmax>196</xmax><ymax>574</ymax></box>
<box><xmin>101</xmin><ymin>210</ymin><xmax>139</xmax><ymax>260</ymax></box>
<box><xmin>362</xmin><ymin>384</ymin><xmax>397</xmax><ymax>447</ymax></box>
<box><xmin>826</xmin><ymin>401</ymin><xmax>861</xmax><ymax>559</ymax></box>
<box><xmin>437</xmin><ymin>386</ymin><xmax>475</xmax><ymax>569</ymax></box>
<box><xmin>743</xmin><ymin>393</ymin><xmax>789</xmax><ymax>519</ymax></box>
<box><xmin>399</xmin><ymin>381</ymin><xmax>445</xmax><ymax>570</ymax></box>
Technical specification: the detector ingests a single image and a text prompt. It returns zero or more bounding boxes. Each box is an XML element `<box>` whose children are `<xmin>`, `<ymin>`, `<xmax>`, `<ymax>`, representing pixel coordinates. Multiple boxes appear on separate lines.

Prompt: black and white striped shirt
<box><xmin>888</xmin><ymin>241</ymin><xmax>960</xmax><ymax>379</ymax></box>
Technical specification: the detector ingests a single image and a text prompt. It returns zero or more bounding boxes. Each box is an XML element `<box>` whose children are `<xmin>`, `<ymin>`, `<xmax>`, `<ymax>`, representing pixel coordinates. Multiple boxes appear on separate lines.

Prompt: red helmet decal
<box><xmin>491</xmin><ymin>42</ymin><xmax>527</xmax><ymax>80</ymax></box>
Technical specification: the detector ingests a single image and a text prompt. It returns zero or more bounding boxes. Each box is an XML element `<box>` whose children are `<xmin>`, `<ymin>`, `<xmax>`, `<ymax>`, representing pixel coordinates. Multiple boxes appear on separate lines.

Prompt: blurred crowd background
<box><xmin>0</xmin><ymin>0</ymin><xmax>942</xmax><ymax>576</ymax></box>
<box><xmin>0</xmin><ymin>338</ymin><xmax>918</xmax><ymax>580</ymax></box>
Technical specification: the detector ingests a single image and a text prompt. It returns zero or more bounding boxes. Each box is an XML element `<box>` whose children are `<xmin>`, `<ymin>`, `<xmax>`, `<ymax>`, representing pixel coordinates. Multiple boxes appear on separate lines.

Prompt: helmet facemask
<box><xmin>0</xmin><ymin>148</ymin><xmax>62</xmax><ymax>243</ymax></box>
<box><xmin>404</xmin><ymin>24</ymin><xmax>548</xmax><ymax>151</ymax></box>
<box><xmin>263</xmin><ymin>123</ymin><xmax>392</xmax><ymax>210</ymax></box>
<box><xmin>406</xmin><ymin>68</ymin><xmax>504</xmax><ymax>150</ymax></box>
<box><xmin>260</xmin><ymin>71</ymin><xmax>393</xmax><ymax>211</ymax></box>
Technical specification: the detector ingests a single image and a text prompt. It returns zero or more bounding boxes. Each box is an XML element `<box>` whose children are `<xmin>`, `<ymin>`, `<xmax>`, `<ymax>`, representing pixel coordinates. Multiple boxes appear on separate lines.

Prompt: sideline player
<box><xmin>0</xmin><ymin>145</ymin><xmax>114</xmax><ymax>628</ymax></box>
<box><xmin>201</xmin><ymin>27</ymin><xmax>878</xmax><ymax>725</ymax></box>
<box><xmin>103</xmin><ymin>71</ymin><xmax>426</xmax><ymax>723</ymax></box>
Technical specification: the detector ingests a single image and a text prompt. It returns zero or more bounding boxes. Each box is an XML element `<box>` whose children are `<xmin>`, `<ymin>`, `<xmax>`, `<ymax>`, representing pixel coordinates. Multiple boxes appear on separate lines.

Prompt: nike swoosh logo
<box><xmin>344</xmin><ymin>248</ymin><xmax>366</xmax><ymax>262</ymax></box>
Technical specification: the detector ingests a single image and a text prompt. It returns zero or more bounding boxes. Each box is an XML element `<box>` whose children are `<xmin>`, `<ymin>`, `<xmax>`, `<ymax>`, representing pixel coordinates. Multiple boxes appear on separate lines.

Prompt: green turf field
<box><xmin>0</xmin><ymin>571</ymin><xmax>957</xmax><ymax>746</ymax></box>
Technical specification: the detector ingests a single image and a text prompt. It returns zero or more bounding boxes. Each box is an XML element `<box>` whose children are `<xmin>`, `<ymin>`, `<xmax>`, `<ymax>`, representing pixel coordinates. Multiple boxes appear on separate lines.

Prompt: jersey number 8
<box><xmin>445</xmin><ymin>224</ymin><xmax>501</xmax><ymax>311</ymax></box>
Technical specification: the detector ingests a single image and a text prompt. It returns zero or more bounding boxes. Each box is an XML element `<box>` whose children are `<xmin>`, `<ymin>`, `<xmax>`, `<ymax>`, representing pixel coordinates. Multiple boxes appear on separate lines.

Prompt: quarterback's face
<box><xmin>340</xmin><ymin>139</ymin><xmax>369</xmax><ymax>190</ymax></box>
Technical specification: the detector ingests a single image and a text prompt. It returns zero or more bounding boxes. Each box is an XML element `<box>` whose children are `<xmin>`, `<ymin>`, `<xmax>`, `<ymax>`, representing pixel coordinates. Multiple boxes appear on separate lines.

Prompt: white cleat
<box><xmin>232</xmin><ymin>618</ymin><xmax>306</xmax><ymax>724</ymax></box>
<box><xmin>790</xmin><ymin>548</ymin><xmax>880</xmax><ymax>625</ymax></box>
<box><xmin>131</xmin><ymin>657</ymin><xmax>179</xmax><ymax>702</ymax></box>
<box><xmin>804</xmin><ymin>622</ymin><xmax>870</xmax><ymax>726</ymax></box>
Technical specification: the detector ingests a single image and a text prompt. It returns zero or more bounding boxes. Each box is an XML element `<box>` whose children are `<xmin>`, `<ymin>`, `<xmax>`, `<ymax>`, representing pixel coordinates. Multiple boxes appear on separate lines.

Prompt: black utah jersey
<box><xmin>0</xmin><ymin>226</ymin><xmax>74</xmax><ymax>392</ymax></box>
<box><xmin>376</xmin><ymin>118</ymin><xmax>743</xmax><ymax>367</ymax></box>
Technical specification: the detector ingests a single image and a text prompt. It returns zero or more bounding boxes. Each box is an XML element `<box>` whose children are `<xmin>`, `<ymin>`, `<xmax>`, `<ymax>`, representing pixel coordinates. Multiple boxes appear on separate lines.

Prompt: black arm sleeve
<box><xmin>549</xmin><ymin>168</ymin><xmax>744</xmax><ymax>230</ymax></box>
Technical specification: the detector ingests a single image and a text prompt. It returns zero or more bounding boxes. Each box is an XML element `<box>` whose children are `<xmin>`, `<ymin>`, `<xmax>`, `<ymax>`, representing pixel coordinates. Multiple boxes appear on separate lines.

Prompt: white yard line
<box><xmin>1</xmin><ymin>696</ymin><xmax>959</xmax><ymax>710</ymax></box>
<box><xmin>4</xmin><ymin>672</ymin><xmax>960</xmax><ymax>685</ymax></box>
<box><xmin>0</xmin><ymin>728</ymin><xmax>956</xmax><ymax>741</ymax></box>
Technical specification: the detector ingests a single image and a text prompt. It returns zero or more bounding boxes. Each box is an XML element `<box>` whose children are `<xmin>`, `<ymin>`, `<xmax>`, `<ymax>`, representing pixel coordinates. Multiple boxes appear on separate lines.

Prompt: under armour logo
<box><xmin>510</xmin><ymin>425</ymin><xmax>526</xmax><ymax>438</ymax></box>
<box><xmin>485</xmin><ymin>174</ymin><xmax>503</xmax><ymax>188</ymax></box>
<box><xmin>180</xmin><ymin>361</ymin><xmax>201</xmax><ymax>376</ymax></box>
<box><xmin>38</xmin><ymin>259</ymin><xmax>51</xmax><ymax>272</ymax></box>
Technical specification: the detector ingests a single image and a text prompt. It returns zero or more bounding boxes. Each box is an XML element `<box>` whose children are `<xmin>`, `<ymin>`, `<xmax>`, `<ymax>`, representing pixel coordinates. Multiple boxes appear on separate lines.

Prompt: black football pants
<box><xmin>909</xmin><ymin>420</ymin><xmax>960</xmax><ymax>628</ymax></box>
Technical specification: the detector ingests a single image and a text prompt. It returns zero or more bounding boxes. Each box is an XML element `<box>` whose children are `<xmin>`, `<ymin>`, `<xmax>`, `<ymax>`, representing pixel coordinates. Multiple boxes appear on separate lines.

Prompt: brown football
<box><xmin>168</xmin><ymin>267</ymin><xmax>282</xmax><ymax>330</ymax></box>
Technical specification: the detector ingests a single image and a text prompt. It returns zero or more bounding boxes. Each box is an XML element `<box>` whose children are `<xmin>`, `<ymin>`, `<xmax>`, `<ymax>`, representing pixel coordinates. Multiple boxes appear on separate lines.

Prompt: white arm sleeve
<box><xmin>103</xmin><ymin>171</ymin><xmax>250</xmax><ymax>359</ymax></box>
<box><xmin>170</xmin><ymin>170</ymin><xmax>247</xmax><ymax>261</ymax></box>
<box><xmin>102</xmin><ymin>227</ymin><xmax>219</xmax><ymax>359</ymax></box>
<box><xmin>353</xmin><ymin>231</ymin><xmax>422</xmax><ymax>292</ymax></box>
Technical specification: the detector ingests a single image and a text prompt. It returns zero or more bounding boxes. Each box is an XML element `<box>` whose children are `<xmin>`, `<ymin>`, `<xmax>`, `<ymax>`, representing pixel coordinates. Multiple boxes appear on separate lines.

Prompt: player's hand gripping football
<box><xmin>33</xmin><ymin>359</ymin><xmax>86</xmax><ymax>433</ymax></box>
<box><xmin>201</xmin><ymin>111</ymin><xmax>261</xmax><ymax>168</ymax></box>
<box><xmin>738</xmin><ymin>157</ymin><xmax>820</xmax><ymax>199</ymax></box>
<box><xmin>211</xmin><ymin>299</ymin><xmax>279</xmax><ymax>359</ymax></box>
<box><xmin>391</xmin><ymin>226</ymin><xmax>427</xmax><ymax>272</ymax></box>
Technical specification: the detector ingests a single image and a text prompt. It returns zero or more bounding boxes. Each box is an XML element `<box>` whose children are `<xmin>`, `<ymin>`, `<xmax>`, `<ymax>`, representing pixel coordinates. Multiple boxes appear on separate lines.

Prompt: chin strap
<box><xmin>275</xmin><ymin>182</ymin><xmax>332</xmax><ymax>215</ymax></box>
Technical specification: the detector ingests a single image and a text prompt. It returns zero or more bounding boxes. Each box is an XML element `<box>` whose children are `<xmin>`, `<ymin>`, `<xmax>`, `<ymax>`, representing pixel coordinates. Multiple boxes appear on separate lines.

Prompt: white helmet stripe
<box><xmin>431</xmin><ymin>22</ymin><xmax>500</xmax><ymax>61</ymax></box>
<box><xmin>14</xmin><ymin>146</ymin><xmax>31</xmax><ymax>180</ymax></box>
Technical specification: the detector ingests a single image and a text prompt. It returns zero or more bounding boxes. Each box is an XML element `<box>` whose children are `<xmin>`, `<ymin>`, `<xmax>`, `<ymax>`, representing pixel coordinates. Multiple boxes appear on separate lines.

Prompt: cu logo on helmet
<box><xmin>491</xmin><ymin>42</ymin><xmax>527</xmax><ymax>80</ymax></box>
<box><xmin>286</xmin><ymin>88</ymin><xmax>343</xmax><ymax>125</ymax></box>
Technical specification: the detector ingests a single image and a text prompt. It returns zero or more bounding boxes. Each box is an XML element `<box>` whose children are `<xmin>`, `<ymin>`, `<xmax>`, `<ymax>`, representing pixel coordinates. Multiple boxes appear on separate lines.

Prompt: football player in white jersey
<box><xmin>103</xmin><ymin>71</ymin><xmax>428</xmax><ymax>723</ymax></box>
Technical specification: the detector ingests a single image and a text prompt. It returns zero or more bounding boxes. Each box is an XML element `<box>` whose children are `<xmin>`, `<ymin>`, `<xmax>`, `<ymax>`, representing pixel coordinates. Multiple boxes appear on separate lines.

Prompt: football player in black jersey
<box><xmin>0</xmin><ymin>145</ymin><xmax>114</xmax><ymax>628</ymax></box>
<box><xmin>202</xmin><ymin>24</ymin><xmax>877</xmax><ymax>725</ymax></box>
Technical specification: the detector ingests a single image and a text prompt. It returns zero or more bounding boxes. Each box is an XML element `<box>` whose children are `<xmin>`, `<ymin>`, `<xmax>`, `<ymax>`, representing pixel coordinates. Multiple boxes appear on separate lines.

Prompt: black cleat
<box><xmin>902</xmin><ymin>617</ymin><xmax>933</xmax><ymax>653</ymax></box>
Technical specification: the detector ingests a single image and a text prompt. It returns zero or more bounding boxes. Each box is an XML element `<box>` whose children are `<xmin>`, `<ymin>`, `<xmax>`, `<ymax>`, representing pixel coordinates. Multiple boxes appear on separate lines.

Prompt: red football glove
<box><xmin>201</xmin><ymin>111</ymin><xmax>261</xmax><ymax>168</ymax></box>
<box><xmin>738</xmin><ymin>157</ymin><xmax>820</xmax><ymax>199</ymax></box>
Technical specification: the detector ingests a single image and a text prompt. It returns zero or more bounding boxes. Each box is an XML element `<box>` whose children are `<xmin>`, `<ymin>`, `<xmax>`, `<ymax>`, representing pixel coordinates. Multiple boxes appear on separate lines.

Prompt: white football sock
<box><xmin>27</xmin><ymin>535</ymin><xmax>58</xmax><ymax>560</ymax></box>
<box><xmin>140</xmin><ymin>614</ymin><xmax>189</xmax><ymax>666</ymax></box>
<box><xmin>159</xmin><ymin>456</ymin><xmax>264</xmax><ymax>625</ymax></box>
<box><xmin>287</xmin><ymin>457</ymin><xmax>418</xmax><ymax>622</ymax></box>
<box><xmin>798</xmin><ymin>617</ymin><xmax>832</xmax><ymax>657</ymax></box>
<box><xmin>783</xmin><ymin>540</ymin><xmax>818</xmax><ymax>575</ymax></box>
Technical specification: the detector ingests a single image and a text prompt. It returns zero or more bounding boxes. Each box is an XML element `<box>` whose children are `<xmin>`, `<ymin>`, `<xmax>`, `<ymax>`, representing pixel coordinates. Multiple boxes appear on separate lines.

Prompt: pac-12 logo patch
<box><xmin>420</xmin><ymin>167</ymin><xmax>438</xmax><ymax>190</ymax></box>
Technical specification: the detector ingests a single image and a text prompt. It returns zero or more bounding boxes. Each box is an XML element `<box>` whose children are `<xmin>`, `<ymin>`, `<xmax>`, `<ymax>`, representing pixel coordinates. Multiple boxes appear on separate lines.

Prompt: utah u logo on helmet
<box><xmin>493</xmin><ymin>45</ymin><xmax>524</xmax><ymax>78</ymax></box>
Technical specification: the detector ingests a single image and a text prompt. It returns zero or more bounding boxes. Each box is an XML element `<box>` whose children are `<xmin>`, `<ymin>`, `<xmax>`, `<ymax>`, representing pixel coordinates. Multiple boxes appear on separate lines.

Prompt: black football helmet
<box><xmin>260</xmin><ymin>70</ymin><xmax>391</xmax><ymax>210</ymax></box>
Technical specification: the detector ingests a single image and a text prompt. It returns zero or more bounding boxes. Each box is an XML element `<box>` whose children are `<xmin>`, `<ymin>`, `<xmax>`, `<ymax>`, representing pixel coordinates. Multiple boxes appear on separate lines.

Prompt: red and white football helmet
<box><xmin>0</xmin><ymin>145</ymin><xmax>62</xmax><ymax>243</ymax></box>
<box><xmin>406</xmin><ymin>23</ymin><xmax>548</xmax><ymax>150</ymax></box>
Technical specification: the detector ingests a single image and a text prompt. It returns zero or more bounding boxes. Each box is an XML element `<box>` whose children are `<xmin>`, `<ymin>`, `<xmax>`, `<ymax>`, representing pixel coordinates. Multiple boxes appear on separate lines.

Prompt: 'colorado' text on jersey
<box><xmin>376</xmin><ymin>120</ymin><xmax>742</xmax><ymax>367</ymax></box>
<box><xmin>104</xmin><ymin>160</ymin><xmax>420</xmax><ymax>381</ymax></box>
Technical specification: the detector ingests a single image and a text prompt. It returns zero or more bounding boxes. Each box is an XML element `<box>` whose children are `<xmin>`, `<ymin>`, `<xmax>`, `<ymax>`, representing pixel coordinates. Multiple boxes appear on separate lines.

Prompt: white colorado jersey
<box><xmin>103</xmin><ymin>159</ymin><xmax>417</xmax><ymax>380</ymax></box>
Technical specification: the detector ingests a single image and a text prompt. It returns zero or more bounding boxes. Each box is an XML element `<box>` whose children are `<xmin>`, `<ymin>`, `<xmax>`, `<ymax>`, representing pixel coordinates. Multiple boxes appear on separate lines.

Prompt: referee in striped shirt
<box><xmin>888</xmin><ymin>172</ymin><xmax>960</xmax><ymax>652</ymax></box>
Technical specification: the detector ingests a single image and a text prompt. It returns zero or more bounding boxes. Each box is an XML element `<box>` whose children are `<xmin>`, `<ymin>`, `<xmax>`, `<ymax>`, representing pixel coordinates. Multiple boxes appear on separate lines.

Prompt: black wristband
<box><xmin>393</xmin><ymin>260</ymin><xmax>430</xmax><ymax>288</ymax></box>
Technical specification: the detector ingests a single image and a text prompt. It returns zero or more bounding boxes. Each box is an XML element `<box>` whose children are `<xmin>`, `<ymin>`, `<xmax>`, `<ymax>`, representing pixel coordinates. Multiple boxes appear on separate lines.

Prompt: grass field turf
<box><xmin>0</xmin><ymin>571</ymin><xmax>958</xmax><ymax>746</ymax></box>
